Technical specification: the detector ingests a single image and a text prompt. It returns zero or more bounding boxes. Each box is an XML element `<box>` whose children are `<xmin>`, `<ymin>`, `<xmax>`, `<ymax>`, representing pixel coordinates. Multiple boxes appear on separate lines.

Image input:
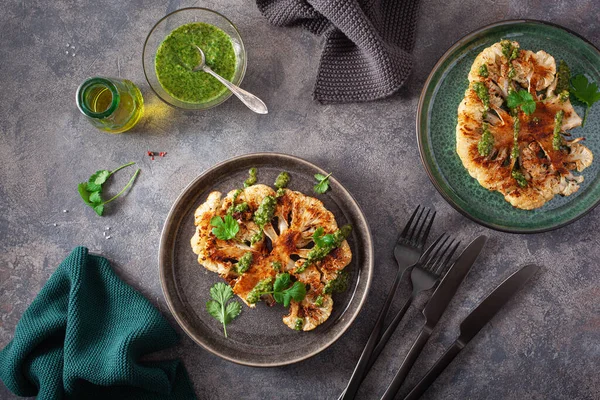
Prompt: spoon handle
<box><xmin>203</xmin><ymin>66</ymin><xmax>268</xmax><ymax>114</ymax></box>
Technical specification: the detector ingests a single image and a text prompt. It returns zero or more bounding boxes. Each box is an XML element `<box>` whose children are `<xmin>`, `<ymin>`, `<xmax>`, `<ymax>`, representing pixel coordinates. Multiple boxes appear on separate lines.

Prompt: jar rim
<box><xmin>76</xmin><ymin>77</ymin><xmax>120</xmax><ymax>119</ymax></box>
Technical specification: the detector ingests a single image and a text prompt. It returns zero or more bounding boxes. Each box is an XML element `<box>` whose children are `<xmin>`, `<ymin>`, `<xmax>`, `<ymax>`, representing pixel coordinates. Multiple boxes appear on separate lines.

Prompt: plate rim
<box><xmin>158</xmin><ymin>152</ymin><xmax>374</xmax><ymax>366</ymax></box>
<box><xmin>417</xmin><ymin>18</ymin><xmax>600</xmax><ymax>234</ymax></box>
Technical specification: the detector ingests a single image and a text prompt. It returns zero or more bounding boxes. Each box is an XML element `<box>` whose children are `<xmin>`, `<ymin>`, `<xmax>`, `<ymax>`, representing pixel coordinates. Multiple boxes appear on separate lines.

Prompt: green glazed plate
<box><xmin>418</xmin><ymin>20</ymin><xmax>600</xmax><ymax>233</ymax></box>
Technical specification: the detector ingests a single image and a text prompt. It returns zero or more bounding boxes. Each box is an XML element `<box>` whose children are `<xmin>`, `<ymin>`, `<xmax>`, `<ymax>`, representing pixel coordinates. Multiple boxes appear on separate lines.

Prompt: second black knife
<box><xmin>404</xmin><ymin>264</ymin><xmax>540</xmax><ymax>400</ymax></box>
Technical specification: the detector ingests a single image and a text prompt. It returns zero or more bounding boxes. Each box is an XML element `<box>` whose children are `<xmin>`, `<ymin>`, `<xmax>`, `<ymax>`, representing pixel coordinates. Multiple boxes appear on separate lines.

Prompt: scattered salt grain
<box><xmin>53</xmin><ymin>223</ymin><xmax>57</xmax><ymax>227</ymax></box>
<box><xmin>105</xmin><ymin>235</ymin><xmax>112</xmax><ymax>240</ymax></box>
<box><xmin>65</xmin><ymin>51</ymin><xmax>69</xmax><ymax>55</ymax></box>
<box><xmin>63</xmin><ymin>210</ymin><xmax>68</xmax><ymax>213</ymax></box>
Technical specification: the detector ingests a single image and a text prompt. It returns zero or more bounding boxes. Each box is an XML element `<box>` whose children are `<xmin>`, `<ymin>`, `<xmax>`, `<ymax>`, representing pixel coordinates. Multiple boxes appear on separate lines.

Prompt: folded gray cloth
<box><xmin>257</xmin><ymin>0</ymin><xmax>421</xmax><ymax>103</ymax></box>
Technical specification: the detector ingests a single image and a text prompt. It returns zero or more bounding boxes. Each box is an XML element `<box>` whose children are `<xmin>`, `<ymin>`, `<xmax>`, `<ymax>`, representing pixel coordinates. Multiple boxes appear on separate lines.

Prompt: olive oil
<box><xmin>77</xmin><ymin>77</ymin><xmax>144</xmax><ymax>133</ymax></box>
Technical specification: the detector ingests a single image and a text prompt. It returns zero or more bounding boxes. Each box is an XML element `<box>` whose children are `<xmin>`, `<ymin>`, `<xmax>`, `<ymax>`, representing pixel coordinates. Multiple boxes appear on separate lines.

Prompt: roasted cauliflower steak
<box><xmin>457</xmin><ymin>40</ymin><xmax>593</xmax><ymax>209</ymax></box>
<box><xmin>191</xmin><ymin>184</ymin><xmax>352</xmax><ymax>331</ymax></box>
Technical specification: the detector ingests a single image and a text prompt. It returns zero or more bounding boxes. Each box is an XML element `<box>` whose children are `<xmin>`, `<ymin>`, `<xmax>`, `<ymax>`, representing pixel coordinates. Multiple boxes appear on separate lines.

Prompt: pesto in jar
<box><xmin>155</xmin><ymin>22</ymin><xmax>237</xmax><ymax>104</ymax></box>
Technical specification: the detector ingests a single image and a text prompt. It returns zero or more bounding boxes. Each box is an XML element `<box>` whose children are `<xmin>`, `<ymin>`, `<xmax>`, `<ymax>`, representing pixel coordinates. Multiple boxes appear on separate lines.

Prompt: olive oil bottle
<box><xmin>76</xmin><ymin>77</ymin><xmax>144</xmax><ymax>133</ymax></box>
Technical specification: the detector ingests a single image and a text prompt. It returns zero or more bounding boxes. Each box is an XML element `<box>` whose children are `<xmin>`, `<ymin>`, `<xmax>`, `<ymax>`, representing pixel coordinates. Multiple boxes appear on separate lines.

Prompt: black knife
<box><xmin>403</xmin><ymin>264</ymin><xmax>540</xmax><ymax>400</ymax></box>
<box><xmin>380</xmin><ymin>235</ymin><xmax>487</xmax><ymax>400</ymax></box>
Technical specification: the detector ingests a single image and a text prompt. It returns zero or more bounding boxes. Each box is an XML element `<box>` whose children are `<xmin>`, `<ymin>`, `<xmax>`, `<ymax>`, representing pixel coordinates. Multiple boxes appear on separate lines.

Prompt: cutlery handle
<box><xmin>403</xmin><ymin>342</ymin><xmax>462</xmax><ymax>400</ymax></box>
<box><xmin>339</xmin><ymin>268</ymin><xmax>406</xmax><ymax>400</ymax></box>
<box><xmin>380</xmin><ymin>328</ymin><xmax>432</xmax><ymax>400</ymax></box>
<box><xmin>203</xmin><ymin>66</ymin><xmax>268</xmax><ymax>114</ymax></box>
<box><xmin>368</xmin><ymin>295</ymin><xmax>413</xmax><ymax>369</ymax></box>
<box><xmin>338</xmin><ymin>295</ymin><xmax>413</xmax><ymax>399</ymax></box>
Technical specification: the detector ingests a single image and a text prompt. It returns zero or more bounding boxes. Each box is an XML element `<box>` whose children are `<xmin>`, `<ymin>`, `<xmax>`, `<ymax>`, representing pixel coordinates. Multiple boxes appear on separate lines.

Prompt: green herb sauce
<box><xmin>477</xmin><ymin>123</ymin><xmax>494</xmax><ymax>156</ymax></box>
<box><xmin>512</xmin><ymin>170</ymin><xmax>528</xmax><ymax>187</ymax></box>
<box><xmin>556</xmin><ymin>60</ymin><xmax>571</xmax><ymax>94</ymax></box>
<box><xmin>323</xmin><ymin>270</ymin><xmax>350</xmax><ymax>294</ymax></box>
<box><xmin>272</xmin><ymin>261</ymin><xmax>282</xmax><ymax>271</ymax></box>
<box><xmin>236</xmin><ymin>252</ymin><xmax>253</xmax><ymax>274</ymax></box>
<box><xmin>472</xmin><ymin>82</ymin><xmax>490</xmax><ymax>113</ymax></box>
<box><xmin>274</xmin><ymin>172</ymin><xmax>290</xmax><ymax>189</ymax></box>
<box><xmin>155</xmin><ymin>22</ymin><xmax>237</xmax><ymax>104</ymax></box>
<box><xmin>244</xmin><ymin>168</ymin><xmax>257</xmax><ymax>188</ymax></box>
<box><xmin>247</xmin><ymin>277</ymin><xmax>273</xmax><ymax>304</ymax></box>
<box><xmin>253</xmin><ymin>195</ymin><xmax>276</xmax><ymax>227</ymax></box>
<box><xmin>511</xmin><ymin>116</ymin><xmax>520</xmax><ymax>159</ymax></box>
<box><xmin>298</xmin><ymin>225</ymin><xmax>351</xmax><ymax>273</ymax></box>
<box><xmin>478</xmin><ymin>64</ymin><xmax>489</xmax><ymax>78</ymax></box>
<box><xmin>553</xmin><ymin>110</ymin><xmax>565</xmax><ymax>150</ymax></box>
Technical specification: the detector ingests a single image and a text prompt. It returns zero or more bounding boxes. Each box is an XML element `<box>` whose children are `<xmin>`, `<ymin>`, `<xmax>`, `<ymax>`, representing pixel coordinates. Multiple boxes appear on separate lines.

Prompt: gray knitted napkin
<box><xmin>256</xmin><ymin>0</ymin><xmax>420</xmax><ymax>103</ymax></box>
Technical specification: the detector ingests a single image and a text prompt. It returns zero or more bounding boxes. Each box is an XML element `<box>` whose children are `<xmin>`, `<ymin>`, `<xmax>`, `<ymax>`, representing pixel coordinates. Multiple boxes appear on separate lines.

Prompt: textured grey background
<box><xmin>1</xmin><ymin>0</ymin><xmax>599</xmax><ymax>399</ymax></box>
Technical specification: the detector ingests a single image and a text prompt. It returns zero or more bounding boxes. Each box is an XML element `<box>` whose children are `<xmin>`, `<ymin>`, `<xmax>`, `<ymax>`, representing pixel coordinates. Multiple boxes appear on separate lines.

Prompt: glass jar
<box><xmin>76</xmin><ymin>77</ymin><xmax>144</xmax><ymax>133</ymax></box>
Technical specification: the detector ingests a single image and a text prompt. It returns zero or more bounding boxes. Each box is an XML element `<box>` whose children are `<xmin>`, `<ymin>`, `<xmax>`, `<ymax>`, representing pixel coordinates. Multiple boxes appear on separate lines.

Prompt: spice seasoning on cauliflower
<box><xmin>457</xmin><ymin>40</ymin><xmax>593</xmax><ymax>209</ymax></box>
<box><xmin>192</xmin><ymin>177</ymin><xmax>353</xmax><ymax>331</ymax></box>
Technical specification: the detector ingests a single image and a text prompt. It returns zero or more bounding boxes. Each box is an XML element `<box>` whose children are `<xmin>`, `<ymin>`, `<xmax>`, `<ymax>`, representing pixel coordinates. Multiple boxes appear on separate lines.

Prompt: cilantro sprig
<box><xmin>247</xmin><ymin>273</ymin><xmax>307</xmax><ymax>307</ymax></box>
<box><xmin>507</xmin><ymin>90</ymin><xmax>536</xmax><ymax>115</ymax></box>
<box><xmin>206</xmin><ymin>283</ymin><xmax>241</xmax><ymax>338</ymax></box>
<box><xmin>571</xmin><ymin>74</ymin><xmax>600</xmax><ymax>127</ymax></box>
<box><xmin>78</xmin><ymin>162</ymin><xmax>140</xmax><ymax>216</ymax></box>
<box><xmin>313</xmin><ymin>173</ymin><xmax>332</xmax><ymax>194</ymax></box>
<box><xmin>210</xmin><ymin>214</ymin><xmax>239</xmax><ymax>240</ymax></box>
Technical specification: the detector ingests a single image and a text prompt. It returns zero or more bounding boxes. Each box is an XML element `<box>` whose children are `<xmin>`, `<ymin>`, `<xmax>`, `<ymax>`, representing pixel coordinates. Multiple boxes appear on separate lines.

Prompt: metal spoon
<box><xmin>192</xmin><ymin>45</ymin><xmax>268</xmax><ymax>114</ymax></box>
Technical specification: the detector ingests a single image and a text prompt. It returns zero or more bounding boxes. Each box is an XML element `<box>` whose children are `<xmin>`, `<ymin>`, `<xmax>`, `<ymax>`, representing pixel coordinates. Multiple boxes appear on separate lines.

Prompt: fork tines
<box><xmin>421</xmin><ymin>234</ymin><xmax>460</xmax><ymax>274</ymax></box>
<box><xmin>400</xmin><ymin>206</ymin><xmax>436</xmax><ymax>249</ymax></box>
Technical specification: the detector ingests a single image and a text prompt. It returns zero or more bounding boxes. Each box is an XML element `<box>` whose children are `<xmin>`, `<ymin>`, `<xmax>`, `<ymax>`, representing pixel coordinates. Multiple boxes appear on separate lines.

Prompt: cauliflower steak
<box><xmin>456</xmin><ymin>40</ymin><xmax>593</xmax><ymax>209</ymax></box>
<box><xmin>191</xmin><ymin>183</ymin><xmax>352</xmax><ymax>331</ymax></box>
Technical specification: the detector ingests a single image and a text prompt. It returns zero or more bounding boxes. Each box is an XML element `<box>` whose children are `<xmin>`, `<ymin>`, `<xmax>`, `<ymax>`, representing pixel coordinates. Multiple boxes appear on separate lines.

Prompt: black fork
<box><xmin>339</xmin><ymin>206</ymin><xmax>436</xmax><ymax>400</ymax></box>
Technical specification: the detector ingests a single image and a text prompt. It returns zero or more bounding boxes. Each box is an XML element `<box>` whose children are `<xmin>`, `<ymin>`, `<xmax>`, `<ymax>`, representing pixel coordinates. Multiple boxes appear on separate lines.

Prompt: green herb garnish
<box><xmin>236</xmin><ymin>252</ymin><xmax>253</xmax><ymax>274</ymax></box>
<box><xmin>314</xmin><ymin>295</ymin><xmax>324</xmax><ymax>307</ymax></box>
<box><xmin>206</xmin><ymin>282</ymin><xmax>241</xmax><ymax>338</ymax></box>
<box><xmin>313</xmin><ymin>173</ymin><xmax>332</xmax><ymax>194</ymax></box>
<box><xmin>472</xmin><ymin>82</ymin><xmax>490</xmax><ymax>113</ymax></box>
<box><xmin>246</xmin><ymin>273</ymin><xmax>307</xmax><ymax>307</ymax></box>
<box><xmin>272</xmin><ymin>261</ymin><xmax>282</xmax><ymax>271</ymax></box>
<box><xmin>507</xmin><ymin>90</ymin><xmax>536</xmax><ymax>115</ymax></box>
<box><xmin>477</xmin><ymin>123</ymin><xmax>494</xmax><ymax>156</ymax></box>
<box><xmin>253</xmin><ymin>195</ymin><xmax>276</xmax><ymax>228</ymax></box>
<box><xmin>297</xmin><ymin>225</ymin><xmax>351</xmax><ymax>273</ymax></box>
<box><xmin>78</xmin><ymin>161</ymin><xmax>140</xmax><ymax>216</ymax></box>
<box><xmin>210</xmin><ymin>214</ymin><xmax>239</xmax><ymax>240</ymax></box>
<box><xmin>478</xmin><ymin>64</ymin><xmax>489</xmax><ymax>78</ymax></box>
<box><xmin>244</xmin><ymin>168</ymin><xmax>257</xmax><ymax>188</ymax></box>
<box><xmin>294</xmin><ymin>318</ymin><xmax>304</xmax><ymax>331</ymax></box>
<box><xmin>511</xmin><ymin>116</ymin><xmax>520</xmax><ymax>159</ymax></box>
<box><xmin>571</xmin><ymin>74</ymin><xmax>600</xmax><ymax>127</ymax></box>
<box><xmin>556</xmin><ymin>60</ymin><xmax>571</xmax><ymax>94</ymax></box>
<box><xmin>553</xmin><ymin>110</ymin><xmax>565</xmax><ymax>150</ymax></box>
<box><xmin>512</xmin><ymin>169</ymin><xmax>528</xmax><ymax>188</ymax></box>
<box><xmin>274</xmin><ymin>171</ymin><xmax>290</xmax><ymax>189</ymax></box>
<box><xmin>323</xmin><ymin>270</ymin><xmax>350</xmax><ymax>294</ymax></box>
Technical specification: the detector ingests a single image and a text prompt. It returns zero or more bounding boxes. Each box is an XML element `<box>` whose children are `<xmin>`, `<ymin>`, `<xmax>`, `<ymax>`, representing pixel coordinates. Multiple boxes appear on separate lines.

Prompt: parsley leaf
<box><xmin>272</xmin><ymin>273</ymin><xmax>307</xmax><ymax>307</ymax></box>
<box><xmin>206</xmin><ymin>282</ymin><xmax>241</xmax><ymax>338</ymax></box>
<box><xmin>248</xmin><ymin>273</ymin><xmax>307</xmax><ymax>307</ymax></box>
<box><xmin>313</xmin><ymin>173</ymin><xmax>332</xmax><ymax>194</ymax></box>
<box><xmin>571</xmin><ymin>74</ymin><xmax>600</xmax><ymax>127</ymax></box>
<box><xmin>507</xmin><ymin>90</ymin><xmax>536</xmax><ymax>115</ymax></box>
<box><xmin>210</xmin><ymin>214</ymin><xmax>239</xmax><ymax>240</ymax></box>
<box><xmin>78</xmin><ymin>162</ymin><xmax>140</xmax><ymax>216</ymax></box>
<box><xmin>313</xmin><ymin>227</ymin><xmax>336</xmax><ymax>248</ymax></box>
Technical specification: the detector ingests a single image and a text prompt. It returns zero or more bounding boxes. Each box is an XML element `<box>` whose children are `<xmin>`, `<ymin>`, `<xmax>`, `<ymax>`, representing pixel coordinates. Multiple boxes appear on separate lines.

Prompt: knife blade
<box><xmin>403</xmin><ymin>264</ymin><xmax>540</xmax><ymax>400</ymax></box>
<box><xmin>380</xmin><ymin>235</ymin><xmax>487</xmax><ymax>400</ymax></box>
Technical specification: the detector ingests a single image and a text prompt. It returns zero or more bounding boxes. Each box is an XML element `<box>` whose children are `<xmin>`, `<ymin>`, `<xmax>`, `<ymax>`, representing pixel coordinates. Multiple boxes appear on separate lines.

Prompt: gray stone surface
<box><xmin>1</xmin><ymin>0</ymin><xmax>599</xmax><ymax>399</ymax></box>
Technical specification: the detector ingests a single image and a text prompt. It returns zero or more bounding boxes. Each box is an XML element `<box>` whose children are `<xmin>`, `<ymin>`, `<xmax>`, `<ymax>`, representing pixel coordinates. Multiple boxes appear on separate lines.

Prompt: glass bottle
<box><xmin>76</xmin><ymin>77</ymin><xmax>144</xmax><ymax>133</ymax></box>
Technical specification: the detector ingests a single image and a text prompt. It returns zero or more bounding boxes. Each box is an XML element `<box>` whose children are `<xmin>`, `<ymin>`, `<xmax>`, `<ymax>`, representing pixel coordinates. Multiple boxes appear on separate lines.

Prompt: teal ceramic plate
<box><xmin>418</xmin><ymin>20</ymin><xmax>600</xmax><ymax>233</ymax></box>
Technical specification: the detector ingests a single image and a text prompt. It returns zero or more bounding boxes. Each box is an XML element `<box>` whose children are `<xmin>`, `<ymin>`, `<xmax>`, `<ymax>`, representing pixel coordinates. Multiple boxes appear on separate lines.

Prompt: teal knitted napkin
<box><xmin>0</xmin><ymin>247</ymin><xmax>197</xmax><ymax>400</ymax></box>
